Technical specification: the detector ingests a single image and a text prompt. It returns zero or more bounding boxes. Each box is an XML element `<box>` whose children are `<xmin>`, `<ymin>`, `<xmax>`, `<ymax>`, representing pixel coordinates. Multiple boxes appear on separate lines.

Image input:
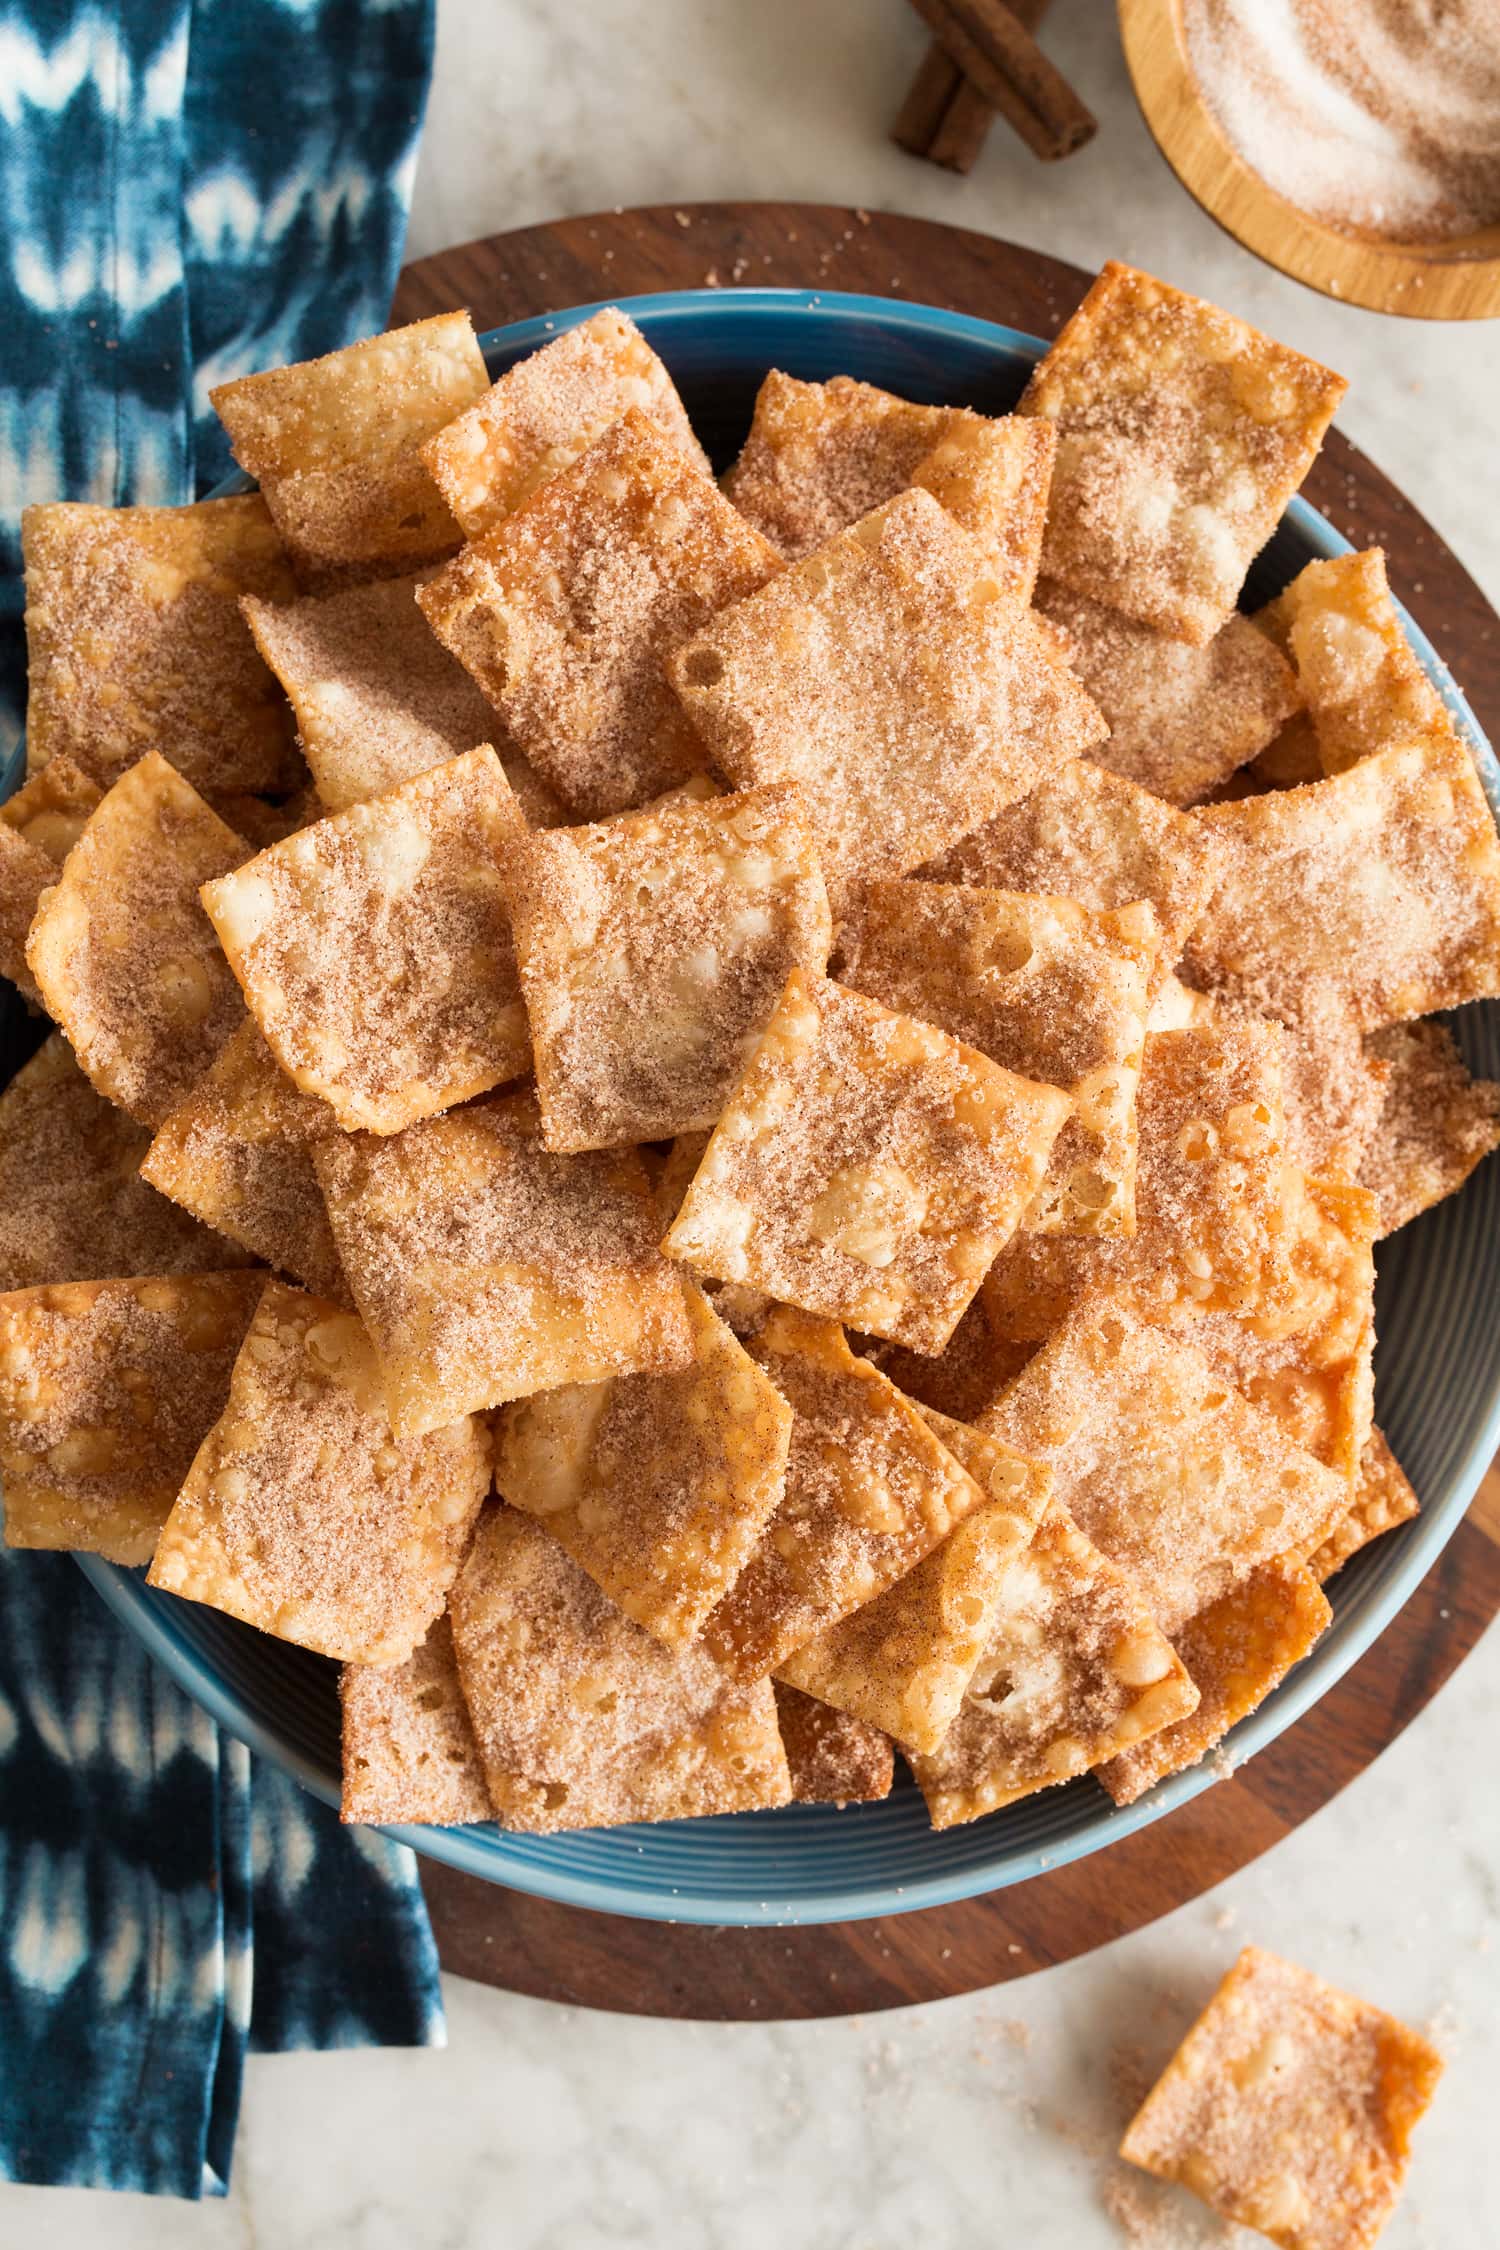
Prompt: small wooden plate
<box><xmin>1119</xmin><ymin>0</ymin><xmax>1500</xmax><ymax>321</ymax></box>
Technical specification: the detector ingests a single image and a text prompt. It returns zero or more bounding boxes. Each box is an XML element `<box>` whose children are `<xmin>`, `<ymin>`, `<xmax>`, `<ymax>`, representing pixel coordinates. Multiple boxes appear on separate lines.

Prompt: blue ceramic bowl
<box><xmin>25</xmin><ymin>288</ymin><xmax>1500</xmax><ymax>1924</ymax></box>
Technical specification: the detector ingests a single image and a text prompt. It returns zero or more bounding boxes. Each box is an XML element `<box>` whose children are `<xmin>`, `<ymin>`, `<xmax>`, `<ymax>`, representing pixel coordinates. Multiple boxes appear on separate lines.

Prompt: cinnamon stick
<box><xmin>926</xmin><ymin>72</ymin><xmax>996</xmax><ymax>173</ymax></box>
<box><xmin>892</xmin><ymin>41</ymin><xmax>968</xmax><ymax>158</ymax></box>
<box><xmin>900</xmin><ymin>0</ymin><xmax>1095</xmax><ymax>163</ymax></box>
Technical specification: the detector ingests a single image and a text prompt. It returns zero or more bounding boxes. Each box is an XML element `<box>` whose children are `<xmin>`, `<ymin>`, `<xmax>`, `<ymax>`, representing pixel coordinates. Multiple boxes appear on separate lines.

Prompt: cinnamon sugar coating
<box><xmin>664</xmin><ymin>969</ymin><xmax>1070</xmax><ymax>1353</ymax></box>
<box><xmin>668</xmin><ymin>488</ymin><xmax>1106</xmax><ymax>888</ymax></box>
<box><xmin>979</xmin><ymin>1294</ymin><xmax>1347</xmax><ymax>1635</ymax></box>
<box><xmin>1310</xmin><ymin>1426</ymin><xmax>1420</xmax><ymax>1583</ymax></box>
<box><xmin>25</xmin><ymin>752</ymin><xmax>249</xmax><ymax>1125</ymax></box>
<box><xmin>340</xmin><ymin>1613</ymin><xmax>494</xmax><ymax>1826</ymax></box>
<box><xmin>1120</xmin><ymin>1946</ymin><xmax>1444</xmax><ymax>2250</ymax></box>
<box><xmin>0</xmin><ymin>1037</ymin><xmax>239</xmax><ymax>1291</ymax></box>
<box><xmin>141</xmin><ymin>1021</ymin><xmax>346</xmax><ymax>1300</ymax></box>
<box><xmin>909</xmin><ymin>1499</ymin><xmax>1197</xmax><ymax>1828</ymax></box>
<box><xmin>1187</xmin><ymin>735</ymin><xmax>1500</xmax><ymax>1033</ymax></box>
<box><xmin>701</xmin><ymin>1310</ymin><xmax>991</xmax><ymax>1682</ymax></box>
<box><xmin>1097</xmin><ymin>1555</ymin><xmax>1331</xmax><ymax>1806</ymax></box>
<box><xmin>1360</xmin><ymin>1020</ymin><xmax>1500</xmax><ymax>1236</ymax></box>
<box><xmin>773</xmin><ymin>1683</ymin><xmax>895</xmax><ymax>1806</ymax></box>
<box><xmin>419</xmin><ymin>410</ymin><xmax>781</xmax><ymax>819</ymax></box>
<box><xmin>725</xmin><ymin>369</ymin><xmax>1055</xmax><ymax>596</ymax></box>
<box><xmin>922</xmin><ymin>756</ymin><xmax>1226</xmax><ymax>956</ymax></box>
<box><xmin>0</xmin><ymin>1270</ymin><xmax>261</xmax><ymax>1564</ymax></box>
<box><xmin>210</xmin><ymin>313</ymin><xmax>490</xmax><ymax>590</ymax></box>
<box><xmin>448</xmin><ymin>1506</ymin><xmax>791</xmax><ymax>1833</ymax></box>
<box><xmin>314</xmin><ymin>1090</ymin><xmax>694</xmax><ymax>1438</ymax></box>
<box><xmin>1261</xmin><ymin>547</ymin><xmax>1454</xmax><ymax>777</ymax></box>
<box><xmin>21</xmin><ymin>496</ymin><xmax>301</xmax><ymax>794</ymax></box>
<box><xmin>421</xmin><ymin>306</ymin><xmax>709</xmax><ymax>541</ymax></box>
<box><xmin>1020</xmin><ymin>261</ymin><xmax>1346</xmax><ymax>645</ymax></box>
<box><xmin>835</xmin><ymin>879</ymin><xmax>1160</xmax><ymax>1238</ymax></box>
<box><xmin>0</xmin><ymin>824</ymin><xmax>58</xmax><ymax>1003</ymax></box>
<box><xmin>202</xmin><ymin>747</ymin><xmax>532</xmax><ymax>1135</ymax></box>
<box><xmin>1036</xmin><ymin>578</ymin><xmax>1300</xmax><ymax>805</ymax></box>
<box><xmin>495</xmin><ymin>1284</ymin><xmax>792</xmax><ymax>1649</ymax></box>
<box><xmin>505</xmin><ymin>781</ymin><xmax>831</xmax><ymax>1151</ymax></box>
<box><xmin>1272</xmin><ymin>991</ymin><xmax>1393</xmax><ymax>1182</ymax></box>
<box><xmin>150</xmin><ymin>1279</ymin><xmax>489</xmax><ymax>1664</ymax></box>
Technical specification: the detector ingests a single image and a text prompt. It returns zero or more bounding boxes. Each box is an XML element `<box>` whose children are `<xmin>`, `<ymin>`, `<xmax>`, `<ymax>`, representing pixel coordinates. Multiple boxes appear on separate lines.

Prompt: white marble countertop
<box><xmin>7</xmin><ymin>4</ymin><xmax>1499</xmax><ymax>2246</ymax></box>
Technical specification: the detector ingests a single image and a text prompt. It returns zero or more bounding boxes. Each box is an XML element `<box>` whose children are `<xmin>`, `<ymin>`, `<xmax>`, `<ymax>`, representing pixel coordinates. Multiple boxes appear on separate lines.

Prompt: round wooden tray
<box><xmin>393</xmin><ymin>203</ymin><xmax>1500</xmax><ymax>2020</ymax></box>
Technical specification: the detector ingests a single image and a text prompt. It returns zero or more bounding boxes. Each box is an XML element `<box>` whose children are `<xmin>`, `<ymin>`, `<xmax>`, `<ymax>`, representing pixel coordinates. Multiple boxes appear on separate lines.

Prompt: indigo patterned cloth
<box><xmin>0</xmin><ymin>0</ymin><xmax>449</xmax><ymax>2199</ymax></box>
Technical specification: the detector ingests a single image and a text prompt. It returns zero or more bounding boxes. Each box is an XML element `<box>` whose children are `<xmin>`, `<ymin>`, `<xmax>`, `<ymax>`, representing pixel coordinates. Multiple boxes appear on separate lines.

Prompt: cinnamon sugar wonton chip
<box><xmin>1019</xmin><ymin>261</ymin><xmax>1346</xmax><ymax>645</ymax></box>
<box><xmin>979</xmin><ymin>1295</ymin><xmax>1347</xmax><ymax>1634</ymax></box>
<box><xmin>0</xmin><ymin>1271</ymin><xmax>261</xmax><ymax>1563</ymax></box>
<box><xmin>421</xmin><ymin>305</ymin><xmax>709</xmax><ymax>541</ymax></box>
<box><xmin>150</xmin><ymin>1280</ymin><xmax>489</xmax><ymax>1663</ymax></box>
<box><xmin>1</xmin><ymin>751</ymin><xmax>102</xmax><ymax>859</ymax></box>
<box><xmin>724</xmin><ymin>369</ymin><xmax>1056</xmax><ymax>594</ymax></box>
<box><xmin>778</xmin><ymin>1405</ymin><xmax>1050</xmax><ymax>1754</ymax></box>
<box><xmin>340</xmin><ymin>1614</ymin><xmax>493</xmax><ymax>1826</ymax></box>
<box><xmin>1097</xmin><ymin>1555</ymin><xmax>1331</xmax><ymax>1806</ymax></box>
<box><xmin>922</xmin><ymin>756</ymin><xmax>1226</xmax><ymax>957</ymax></box>
<box><xmin>1360</xmin><ymin>1020</ymin><xmax>1500</xmax><ymax>1236</ymax></box>
<box><xmin>21</xmin><ymin>496</ymin><xmax>301</xmax><ymax>793</ymax></box>
<box><xmin>210</xmin><ymin>313</ymin><xmax>491</xmax><ymax>589</ymax></box>
<box><xmin>25</xmin><ymin>752</ymin><xmax>248</xmax><ymax>1125</ymax></box>
<box><xmin>419</xmin><ymin>410</ymin><xmax>782</xmax><ymax>819</ymax></box>
<box><xmin>0</xmin><ymin>823</ymin><xmax>57</xmax><ymax>1002</ymax></box>
<box><xmin>773</xmin><ymin>1683</ymin><xmax>895</xmax><ymax>1806</ymax></box>
<box><xmin>504</xmin><ymin>781</ymin><xmax>831</xmax><ymax>1151</ymax></box>
<box><xmin>909</xmin><ymin>1501</ymin><xmax>1197</xmax><ymax>1828</ymax></box>
<box><xmin>1120</xmin><ymin>1946</ymin><xmax>1444</xmax><ymax>2249</ymax></box>
<box><xmin>835</xmin><ymin>880</ymin><xmax>1160</xmax><ymax>1237</ymax></box>
<box><xmin>1261</xmin><ymin>546</ymin><xmax>1454</xmax><ymax>777</ymax></box>
<box><xmin>495</xmin><ymin>1284</ymin><xmax>792</xmax><ymax>1649</ymax></box>
<box><xmin>1273</xmin><ymin>992</ymin><xmax>1392</xmax><ymax>1182</ymax></box>
<box><xmin>701</xmin><ymin>1310</ymin><xmax>990</xmax><ymax>1682</ymax></box>
<box><xmin>448</xmin><ymin>1506</ymin><xmax>790</xmax><ymax>1833</ymax></box>
<box><xmin>0</xmin><ymin>1038</ymin><xmax>237</xmax><ymax>1291</ymax></box>
<box><xmin>202</xmin><ymin>747</ymin><xmax>530</xmax><ymax>1134</ymax></box>
<box><xmin>668</xmin><ymin>488</ymin><xmax>1106</xmax><ymax>887</ymax></box>
<box><xmin>314</xmin><ymin>1090</ymin><xmax>693</xmax><ymax>1436</ymax></box>
<box><xmin>141</xmin><ymin>1022</ymin><xmax>346</xmax><ymax>1300</ymax></box>
<box><xmin>1310</xmin><ymin>1426</ymin><xmax>1420</xmax><ymax>1584</ymax></box>
<box><xmin>664</xmin><ymin>969</ymin><xmax>1070</xmax><ymax>1352</ymax></box>
<box><xmin>1036</xmin><ymin>578</ymin><xmax>1300</xmax><ymax>805</ymax></box>
<box><xmin>1186</xmin><ymin>735</ymin><xmax>1500</xmax><ymax>1033</ymax></box>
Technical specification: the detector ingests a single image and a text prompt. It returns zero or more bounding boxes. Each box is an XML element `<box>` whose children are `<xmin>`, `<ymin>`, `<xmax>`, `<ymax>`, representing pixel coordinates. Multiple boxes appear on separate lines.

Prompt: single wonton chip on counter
<box><xmin>909</xmin><ymin>1500</ymin><xmax>1198</xmax><ymax>1828</ymax></box>
<box><xmin>0</xmin><ymin>1270</ymin><xmax>262</xmax><ymax>1564</ymax></box>
<box><xmin>922</xmin><ymin>755</ymin><xmax>1227</xmax><ymax>958</ymax></box>
<box><xmin>724</xmin><ymin>369</ymin><xmax>1055</xmax><ymax>596</ymax></box>
<box><xmin>25</xmin><ymin>751</ymin><xmax>249</xmax><ymax>1126</ymax></box>
<box><xmin>340</xmin><ymin>1613</ymin><xmax>493</xmax><ymax>1827</ymax></box>
<box><xmin>667</xmin><ymin>488</ymin><xmax>1106</xmax><ymax>888</ymax></box>
<box><xmin>202</xmin><ymin>747</ymin><xmax>531</xmax><ymax>1134</ymax></box>
<box><xmin>835</xmin><ymin>879</ymin><xmax>1160</xmax><ymax>1237</ymax></box>
<box><xmin>1119</xmin><ymin>1945</ymin><xmax>1444</xmax><ymax>2250</ymax></box>
<box><xmin>1309</xmin><ymin>1426</ymin><xmax>1420</xmax><ymax>1584</ymax></box>
<box><xmin>773</xmin><ymin>1682</ymin><xmax>895</xmax><ymax>1806</ymax></box>
<box><xmin>1186</xmin><ymin>735</ymin><xmax>1500</xmax><ymax>1033</ymax></box>
<box><xmin>421</xmin><ymin>305</ymin><xmax>709</xmax><ymax>541</ymax></box>
<box><xmin>210</xmin><ymin>313</ymin><xmax>491</xmax><ymax>589</ymax></box>
<box><xmin>141</xmin><ymin>1021</ymin><xmax>346</xmax><ymax>1300</ymax></box>
<box><xmin>1259</xmin><ymin>546</ymin><xmax>1455</xmax><ymax>777</ymax></box>
<box><xmin>496</xmin><ymin>1283</ymin><xmax>792</xmax><ymax>1649</ymax></box>
<box><xmin>777</xmin><ymin>1405</ymin><xmax>1050</xmax><ymax>1754</ymax></box>
<box><xmin>448</xmin><ymin>1506</ymin><xmax>791</xmax><ymax>1832</ymax></box>
<box><xmin>150</xmin><ymin>1280</ymin><xmax>489</xmax><ymax>1663</ymax></box>
<box><xmin>315</xmin><ymin>1091</ymin><xmax>694</xmax><ymax>1436</ymax></box>
<box><xmin>1360</xmin><ymin>1019</ymin><xmax>1500</xmax><ymax>1236</ymax></box>
<box><xmin>663</xmin><ymin>968</ymin><xmax>1070</xmax><ymax>1352</ymax></box>
<box><xmin>504</xmin><ymin>781</ymin><xmax>832</xmax><ymax>1151</ymax></box>
<box><xmin>20</xmin><ymin>496</ymin><xmax>301</xmax><ymax>795</ymax></box>
<box><xmin>1019</xmin><ymin>260</ymin><xmax>1346</xmax><ymax>645</ymax></box>
<box><xmin>1036</xmin><ymin>578</ymin><xmax>1300</xmax><ymax>805</ymax></box>
<box><xmin>979</xmin><ymin>1294</ymin><xmax>1348</xmax><ymax>1635</ymax></box>
<box><xmin>702</xmin><ymin>1309</ymin><xmax>991</xmax><ymax>1682</ymax></box>
<box><xmin>419</xmin><ymin>409</ymin><xmax>782</xmax><ymax>820</ymax></box>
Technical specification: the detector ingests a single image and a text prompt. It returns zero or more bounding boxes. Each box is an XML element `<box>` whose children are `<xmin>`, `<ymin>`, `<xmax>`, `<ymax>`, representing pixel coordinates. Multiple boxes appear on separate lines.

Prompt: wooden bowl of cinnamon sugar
<box><xmin>1120</xmin><ymin>0</ymin><xmax>1500</xmax><ymax>321</ymax></box>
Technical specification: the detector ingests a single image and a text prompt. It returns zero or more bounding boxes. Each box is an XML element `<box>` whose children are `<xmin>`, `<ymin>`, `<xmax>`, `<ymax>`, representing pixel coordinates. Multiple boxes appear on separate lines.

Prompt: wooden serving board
<box><xmin>393</xmin><ymin>203</ymin><xmax>1500</xmax><ymax>2020</ymax></box>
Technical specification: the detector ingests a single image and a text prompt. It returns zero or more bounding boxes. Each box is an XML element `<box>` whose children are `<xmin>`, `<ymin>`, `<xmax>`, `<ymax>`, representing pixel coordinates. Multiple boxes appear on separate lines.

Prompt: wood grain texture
<box><xmin>1118</xmin><ymin>0</ymin><xmax>1500</xmax><ymax>322</ymax></box>
<box><xmin>395</xmin><ymin>204</ymin><xmax>1500</xmax><ymax>2018</ymax></box>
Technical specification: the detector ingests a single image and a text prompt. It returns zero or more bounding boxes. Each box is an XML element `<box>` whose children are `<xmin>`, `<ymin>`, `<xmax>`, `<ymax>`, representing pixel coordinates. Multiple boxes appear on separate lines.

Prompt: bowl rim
<box><xmin>70</xmin><ymin>283</ymin><xmax>1500</xmax><ymax>1926</ymax></box>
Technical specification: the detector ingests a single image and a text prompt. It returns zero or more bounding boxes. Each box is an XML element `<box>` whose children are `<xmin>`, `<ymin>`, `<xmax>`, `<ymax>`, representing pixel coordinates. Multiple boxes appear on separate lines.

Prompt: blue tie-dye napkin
<box><xmin>0</xmin><ymin>0</ymin><xmax>450</xmax><ymax>2198</ymax></box>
